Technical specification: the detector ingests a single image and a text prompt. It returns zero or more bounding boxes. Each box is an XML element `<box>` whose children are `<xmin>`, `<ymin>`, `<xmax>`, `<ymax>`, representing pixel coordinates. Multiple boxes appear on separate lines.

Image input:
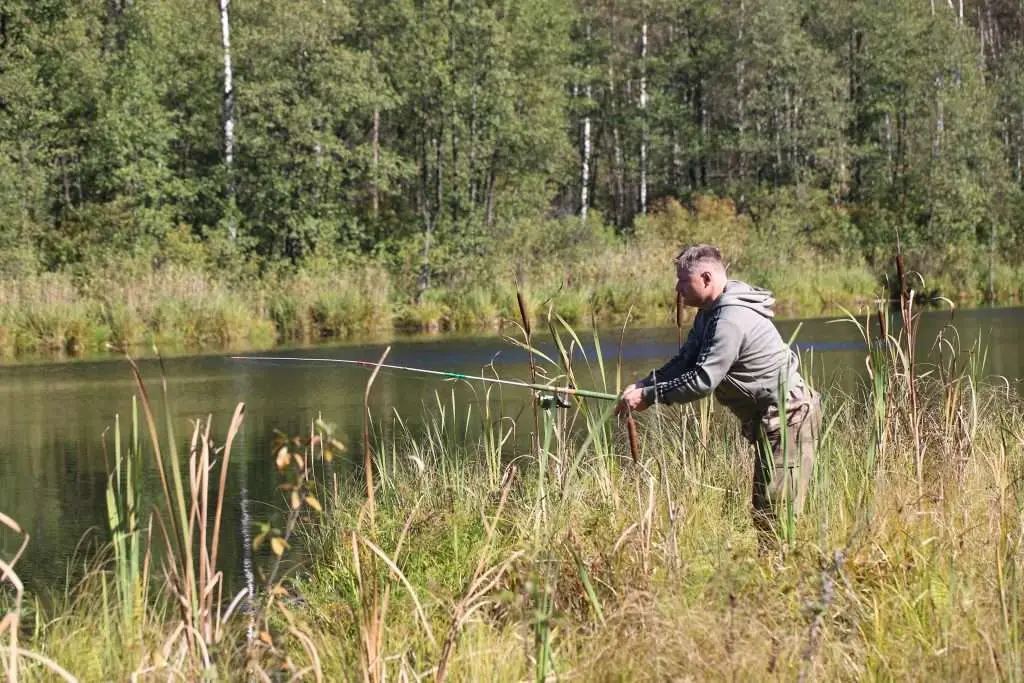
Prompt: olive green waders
<box><xmin>744</xmin><ymin>387</ymin><xmax>822</xmax><ymax>542</ymax></box>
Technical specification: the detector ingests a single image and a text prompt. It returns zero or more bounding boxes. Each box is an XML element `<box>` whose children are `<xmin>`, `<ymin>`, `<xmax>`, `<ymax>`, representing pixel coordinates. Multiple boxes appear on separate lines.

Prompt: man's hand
<box><xmin>615</xmin><ymin>383</ymin><xmax>650</xmax><ymax>416</ymax></box>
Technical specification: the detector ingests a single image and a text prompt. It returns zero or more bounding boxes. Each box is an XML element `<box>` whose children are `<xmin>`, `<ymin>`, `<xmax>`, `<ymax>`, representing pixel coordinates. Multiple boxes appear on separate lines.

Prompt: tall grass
<box><xmin>4</xmin><ymin>295</ymin><xmax>1024</xmax><ymax>680</ymax></box>
<box><xmin>299</xmin><ymin>307</ymin><xmax>1023</xmax><ymax>680</ymax></box>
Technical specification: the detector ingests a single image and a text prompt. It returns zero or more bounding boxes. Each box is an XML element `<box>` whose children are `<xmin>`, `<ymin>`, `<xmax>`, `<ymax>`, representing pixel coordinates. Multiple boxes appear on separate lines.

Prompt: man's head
<box><xmin>674</xmin><ymin>244</ymin><xmax>728</xmax><ymax>309</ymax></box>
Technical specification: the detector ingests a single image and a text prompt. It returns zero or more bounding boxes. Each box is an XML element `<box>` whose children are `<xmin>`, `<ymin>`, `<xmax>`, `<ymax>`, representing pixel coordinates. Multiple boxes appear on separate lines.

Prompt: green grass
<box><xmin>2</xmin><ymin>303</ymin><xmax>1023</xmax><ymax>681</ymax></box>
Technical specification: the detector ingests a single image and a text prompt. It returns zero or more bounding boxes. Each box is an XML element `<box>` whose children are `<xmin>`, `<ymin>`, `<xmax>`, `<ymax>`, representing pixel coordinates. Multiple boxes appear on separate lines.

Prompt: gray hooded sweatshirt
<box><xmin>637</xmin><ymin>280</ymin><xmax>804</xmax><ymax>427</ymax></box>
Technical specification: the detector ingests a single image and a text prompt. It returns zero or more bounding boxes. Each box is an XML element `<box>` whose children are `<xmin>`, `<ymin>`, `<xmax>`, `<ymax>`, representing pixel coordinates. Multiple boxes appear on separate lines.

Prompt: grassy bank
<box><xmin>0</xmin><ymin>254</ymin><xmax>874</xmax><ymax>361</ymax></box>
<box><xmin>1</xmin><ymin>302</ymin><xmax>1023</xmax><ymax>681</ymax></box>
<box><xmin>4</xmin><ymin>195</ymin><xmax>1024</xmax><ymax>361</ymax></box>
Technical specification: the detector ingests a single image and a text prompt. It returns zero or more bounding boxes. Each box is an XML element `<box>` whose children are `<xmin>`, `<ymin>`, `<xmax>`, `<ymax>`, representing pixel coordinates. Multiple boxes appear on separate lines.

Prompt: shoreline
<box><xmin>0</xmin><ymin>294</ymin><xmax>1012</xmax><ymax>369</ymax></box>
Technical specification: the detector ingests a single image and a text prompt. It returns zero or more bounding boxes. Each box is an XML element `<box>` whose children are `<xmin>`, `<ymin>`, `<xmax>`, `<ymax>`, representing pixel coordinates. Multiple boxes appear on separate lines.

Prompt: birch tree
<box><xmin>219</xmin><ymin>0</ymin><xmax>236</xmax><ymax>240</ymax></box>
<box><xmin>639</xmin><ymin>17</ymin><xmax>648</xmax><ymax>214</ymax></box>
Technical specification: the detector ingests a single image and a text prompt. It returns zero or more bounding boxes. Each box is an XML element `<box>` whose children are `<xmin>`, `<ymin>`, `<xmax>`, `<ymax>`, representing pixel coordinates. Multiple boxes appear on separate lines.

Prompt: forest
<box><xmin>1</xmin><ymin>0</ymin><xmax>1022</xmax><ymax>353</ymax></box>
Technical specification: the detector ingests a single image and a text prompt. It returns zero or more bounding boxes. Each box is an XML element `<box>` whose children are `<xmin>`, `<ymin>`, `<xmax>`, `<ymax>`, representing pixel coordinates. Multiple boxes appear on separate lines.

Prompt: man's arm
<box><xmin>615</xmin><ymin>326</ymin><xmax>697</xmax><ymax>415</ymax></box>
<box><xmin>640</xmin><ymin>314</ymin><xmax>742</xmax><ymax>406</ymax></box>
<box><xmin>634</xmin><ymin>325</ymin><xmax>699</xmax><ymax>389</ymax></box>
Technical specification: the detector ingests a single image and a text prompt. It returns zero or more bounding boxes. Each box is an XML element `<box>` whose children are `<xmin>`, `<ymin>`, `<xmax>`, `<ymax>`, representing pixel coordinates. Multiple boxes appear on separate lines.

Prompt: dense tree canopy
<box><xmin>1</xmin><ymin>0</ymin><xmax>1022</xmax><ymax>301</ymax></box>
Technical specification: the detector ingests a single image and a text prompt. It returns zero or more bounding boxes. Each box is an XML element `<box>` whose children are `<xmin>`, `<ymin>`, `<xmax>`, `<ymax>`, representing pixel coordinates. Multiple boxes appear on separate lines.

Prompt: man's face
<box><xmin>676</xmin><ymin>265</ymin><xmax>711</xmax><ymax>308</ymax></box>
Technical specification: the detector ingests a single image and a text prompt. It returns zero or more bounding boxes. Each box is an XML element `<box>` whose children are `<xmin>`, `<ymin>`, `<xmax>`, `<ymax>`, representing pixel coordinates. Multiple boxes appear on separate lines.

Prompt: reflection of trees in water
<box><xmin>0</xmin><ymin>432</ymin><xmax>108</xmax><ymax>588</ymax></box>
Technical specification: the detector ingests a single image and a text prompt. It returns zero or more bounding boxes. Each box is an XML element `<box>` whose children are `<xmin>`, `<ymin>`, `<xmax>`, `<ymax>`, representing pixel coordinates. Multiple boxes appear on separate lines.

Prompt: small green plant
<box><xmin>103</xmin><ymin>399</ymin><xmax>146</xmax><ymax>632</ymax></box>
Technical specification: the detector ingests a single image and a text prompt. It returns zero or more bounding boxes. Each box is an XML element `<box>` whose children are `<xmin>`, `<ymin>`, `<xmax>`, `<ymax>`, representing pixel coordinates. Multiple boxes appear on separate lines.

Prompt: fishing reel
<box><xmin>536</xmin><ymin>392</ymin><xmax>572</xmax><ymax>410</ymax></box>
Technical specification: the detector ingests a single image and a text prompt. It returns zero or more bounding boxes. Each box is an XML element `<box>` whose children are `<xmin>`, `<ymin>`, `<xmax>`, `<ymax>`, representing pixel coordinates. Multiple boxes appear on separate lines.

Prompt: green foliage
<box><xmin>635</xmin><ymin>196</ymin><xmax>752</xmax><ymax>262</ymax></box>
<box><xmin>5</xmin><ymin>0</ymin><xmax>1024</xmax><ymax>354</ymax></box>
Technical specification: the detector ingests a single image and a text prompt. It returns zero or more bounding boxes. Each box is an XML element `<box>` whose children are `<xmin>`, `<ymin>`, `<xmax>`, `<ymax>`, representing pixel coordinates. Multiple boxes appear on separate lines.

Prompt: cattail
<box><xmin>626</xmin><ymin>413</ymin><xmax>640</xmax><ymax>464</ymax></box>
<box><xmin>676</xmin><ymin>291</ymin><xmax>684</xmax><ymax>348</ymax></box>
<box><xmin>896</xmin><ymin>251</ymin><xmax>907</xmax><ymax>300</ymax></box>
<box><xmin>516</xmin><ymin>290</ymin><xmax>531</xmax><ymax>337</ymax></box>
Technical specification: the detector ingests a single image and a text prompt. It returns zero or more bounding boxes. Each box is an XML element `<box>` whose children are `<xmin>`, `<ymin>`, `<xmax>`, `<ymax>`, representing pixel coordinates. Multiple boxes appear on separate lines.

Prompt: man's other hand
<box><xmin>615</xmin><ymin>383</ymin><xmax>649</xmax><ymax>416</ymax></box>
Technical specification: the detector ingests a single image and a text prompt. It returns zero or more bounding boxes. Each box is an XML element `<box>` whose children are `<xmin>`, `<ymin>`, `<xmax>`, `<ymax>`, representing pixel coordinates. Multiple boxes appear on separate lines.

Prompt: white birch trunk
<box><xmin>736</xmin><ymin>0</ymin><xmax>747</xmax><ymax>181</ymax></box>
<box><xmin>580</xmin><ymin>23</ymin><xmax>592</xmax><ymax>223</ymax></box>
<box><xmin>608</xmin><ymin>16</ymin><xmax>624</xmax><ymax>225</ymax></box>
<box><xmin>219</xmin><ymin>0</ymin><xmax>236</xmax><ymax>240</ymax></box>
<box><xmin>580</xmin><ymin>85</ymin><xmax>592</xmax><ymax>223</ymax></box>
<box><xmin>639</xmin><ymin>21</ymin><xmax>648</xmax><ymax>215</ymax></box>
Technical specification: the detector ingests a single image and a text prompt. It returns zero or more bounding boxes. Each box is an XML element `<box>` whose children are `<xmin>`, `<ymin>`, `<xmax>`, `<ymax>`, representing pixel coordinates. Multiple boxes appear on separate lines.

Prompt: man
<box><xmin>616</xmin><ymin>244</ymin><xmax>821</xmax><ymax>539</ymax></box>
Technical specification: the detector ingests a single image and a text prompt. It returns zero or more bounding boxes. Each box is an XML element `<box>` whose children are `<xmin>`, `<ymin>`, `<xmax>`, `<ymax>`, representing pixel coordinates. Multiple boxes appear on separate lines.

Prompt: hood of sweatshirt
<box><xmin>712</xmin><ymin>280</ymin><xmax>775</xmax><ymax>319</ymax></box>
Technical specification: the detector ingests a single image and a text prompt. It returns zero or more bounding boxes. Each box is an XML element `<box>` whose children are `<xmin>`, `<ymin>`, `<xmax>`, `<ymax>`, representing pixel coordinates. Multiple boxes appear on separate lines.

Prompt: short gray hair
<box><xmin>673</xmin><ymin>244</ymin><xmax>724</xmax><ymax>273</ymax></box>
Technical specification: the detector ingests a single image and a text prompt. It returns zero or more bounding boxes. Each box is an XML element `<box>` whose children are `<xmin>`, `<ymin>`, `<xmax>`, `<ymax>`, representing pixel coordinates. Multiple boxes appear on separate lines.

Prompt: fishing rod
<box><xmin>230</xmin><ymin>355</ymin><xmax>620</xmax><ymax>402</ymax></box>
<box><xmin>231</xmin><ymin>354</ymin><xmax>640</xmax><ymax>462</ymax></box>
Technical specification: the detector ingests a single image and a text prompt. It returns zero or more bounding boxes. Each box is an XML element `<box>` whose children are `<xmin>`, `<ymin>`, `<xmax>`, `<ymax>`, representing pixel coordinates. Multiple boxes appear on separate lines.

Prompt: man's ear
<box><xmin>701</xmin><ymin>270</ymin><xmax>712</xmax><ymax>286</ymax></box>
